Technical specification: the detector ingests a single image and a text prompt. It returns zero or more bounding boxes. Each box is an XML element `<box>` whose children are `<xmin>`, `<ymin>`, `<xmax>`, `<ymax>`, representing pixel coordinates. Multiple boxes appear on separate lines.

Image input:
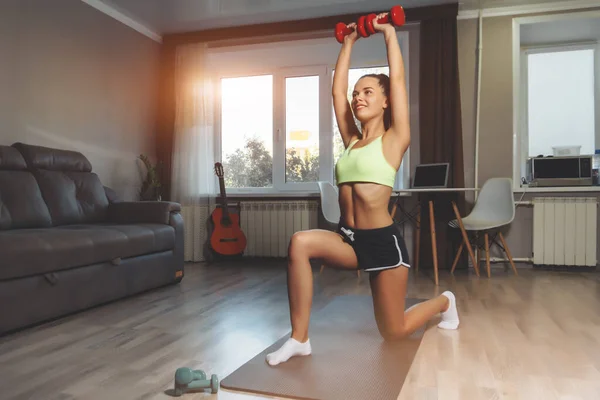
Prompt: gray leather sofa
<box><xmin>0</xmin><ymin>143</ymin><xmax>184</xmax><ymax>335</ymax></box>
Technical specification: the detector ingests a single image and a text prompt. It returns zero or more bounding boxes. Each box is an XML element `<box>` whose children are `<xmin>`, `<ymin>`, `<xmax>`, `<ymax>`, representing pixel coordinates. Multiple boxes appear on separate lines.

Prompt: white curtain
<box><xmin>170</xmin><ymin>42</ymin><xmax>217</xmax><ymax>262</ymax></box>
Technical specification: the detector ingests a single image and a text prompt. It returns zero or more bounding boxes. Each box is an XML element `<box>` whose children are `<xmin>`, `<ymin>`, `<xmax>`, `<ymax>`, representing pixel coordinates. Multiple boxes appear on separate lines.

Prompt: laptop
<box><xmin>412</xmin><ymin>163</ymin><xmax>449</xmax><ymax>188</ymax></box>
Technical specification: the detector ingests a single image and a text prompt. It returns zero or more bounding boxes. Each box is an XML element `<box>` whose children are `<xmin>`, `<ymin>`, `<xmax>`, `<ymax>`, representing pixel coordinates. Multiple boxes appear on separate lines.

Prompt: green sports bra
<box><xmin>335</xmin><ymin>135</ymin><xmax>397</xmax><ymax>188</ymax></box>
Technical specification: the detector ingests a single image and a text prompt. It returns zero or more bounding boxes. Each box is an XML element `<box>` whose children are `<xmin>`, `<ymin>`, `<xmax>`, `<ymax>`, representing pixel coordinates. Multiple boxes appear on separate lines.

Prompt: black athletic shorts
<box><xmin>336</xmin><ymin>221</ymin><xmax>410</xmax><ymax>272</ymax></box>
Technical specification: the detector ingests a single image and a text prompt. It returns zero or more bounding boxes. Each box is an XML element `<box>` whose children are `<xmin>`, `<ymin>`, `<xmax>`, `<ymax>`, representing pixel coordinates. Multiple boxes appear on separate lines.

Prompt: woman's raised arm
<box><xmin>374</xmin><ymin>16</ymin><xmax>410</xmax><ymax>149</ymax></box>
<box><xmin>332</xmin><ymin>23</ymin><xmax>361</xmax><ymax>148</ymax></box>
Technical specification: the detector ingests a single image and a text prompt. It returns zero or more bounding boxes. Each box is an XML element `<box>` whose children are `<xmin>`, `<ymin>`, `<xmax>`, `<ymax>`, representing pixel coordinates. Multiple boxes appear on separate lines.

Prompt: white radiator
<box><xmin>532</xmin><ymin>197</ymin><xmax>597</xmax><ymax>266</ymax></box>
<box><xmin>240</xmin><ymin>200</ymin><xmax>319</xmax><ymax>257</ymax></box>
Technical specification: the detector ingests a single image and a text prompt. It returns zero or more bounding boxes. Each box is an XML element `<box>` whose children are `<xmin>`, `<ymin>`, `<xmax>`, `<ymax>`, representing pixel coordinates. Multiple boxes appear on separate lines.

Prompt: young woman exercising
<box><xmin>266</xmin><ymin>14</ymin><xmax>459</xmax><ymax>367</ymax></box>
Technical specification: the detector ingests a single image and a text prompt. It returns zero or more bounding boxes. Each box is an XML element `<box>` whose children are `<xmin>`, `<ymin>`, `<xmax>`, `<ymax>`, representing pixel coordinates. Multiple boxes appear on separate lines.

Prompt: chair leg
<box><xmin>498</xmin><ymin>232</ymin><xmax>518</xmax><ymax>276</ymax></box>
<box><xmin>484</xmin><ymin>233</ymin><xmax>491</xmax><ymax>278</ymax></box>
<box><xmin>451</xmin><ymin>240</ymin><xmax>464</xmax><ymax>273</ymax></box>
<box><xmin>475</xmin><ymin>232</ymin><xmax>480</xmax><ymax>273</ymax></box>
<box><xmin>451</xmin><ymin>201</ymin><xmax>480</xmax><ymax>277</ymax></box>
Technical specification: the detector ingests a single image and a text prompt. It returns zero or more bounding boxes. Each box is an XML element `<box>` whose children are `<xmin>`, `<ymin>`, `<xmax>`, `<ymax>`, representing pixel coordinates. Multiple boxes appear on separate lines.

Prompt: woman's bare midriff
<box><xmin>338</xmin><ymin>183</ymin><xmax>394</xmax><ymax>229</ymax></box>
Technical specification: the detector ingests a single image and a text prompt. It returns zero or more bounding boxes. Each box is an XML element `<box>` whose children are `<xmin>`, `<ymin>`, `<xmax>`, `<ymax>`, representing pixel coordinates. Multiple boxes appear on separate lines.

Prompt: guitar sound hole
<box><xmin>221</xmin><ymin>217</ymin><xmax>232</xmax><ymax>227</ymax></box>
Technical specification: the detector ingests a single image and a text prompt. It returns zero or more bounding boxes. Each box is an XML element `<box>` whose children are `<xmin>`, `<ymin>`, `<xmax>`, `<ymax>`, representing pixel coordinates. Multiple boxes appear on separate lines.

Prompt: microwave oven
<box><xmin>526</xmin><ymin>155</ymin><xmax>593</xmax><ymax>187</ymax></box>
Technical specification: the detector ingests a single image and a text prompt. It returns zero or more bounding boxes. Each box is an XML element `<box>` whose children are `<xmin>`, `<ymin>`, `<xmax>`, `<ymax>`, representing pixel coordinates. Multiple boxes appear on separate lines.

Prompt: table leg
<box><xmin>414</xmin><ymin>203</ymin><xmax>420</xmax><ymax>273</ymax></box>
<box><xmin>428</xmin><ymin>200</ymin><xmax>439</xmax><ymax>286</ymax></box>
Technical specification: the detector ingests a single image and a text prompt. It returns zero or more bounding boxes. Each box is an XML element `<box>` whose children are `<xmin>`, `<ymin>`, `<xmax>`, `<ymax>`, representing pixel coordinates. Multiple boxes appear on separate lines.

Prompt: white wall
<box><xmin>0</xmin><ymin>0</ymin><xmax>161</xmax><ymax>201</ymax></box>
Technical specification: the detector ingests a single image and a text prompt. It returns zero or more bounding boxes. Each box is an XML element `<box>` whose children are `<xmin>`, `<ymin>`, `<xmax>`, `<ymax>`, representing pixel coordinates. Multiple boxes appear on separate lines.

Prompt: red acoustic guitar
<box><xmin>210</xmin><ymin>162</ymin><xmax>247</xmax><ymax>256</ymax></box>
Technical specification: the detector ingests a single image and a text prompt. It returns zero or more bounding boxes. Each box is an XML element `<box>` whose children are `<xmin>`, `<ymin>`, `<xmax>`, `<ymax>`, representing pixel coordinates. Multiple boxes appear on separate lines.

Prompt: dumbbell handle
<box><xmin>186</xmin><ymin>380</ymin><xmax>211</xmax><ymax>389</ymax></box>
<box><xmin>377</xmin><ymin>13</ymin><xmax>392</xmax><ymax>25</ymax></box>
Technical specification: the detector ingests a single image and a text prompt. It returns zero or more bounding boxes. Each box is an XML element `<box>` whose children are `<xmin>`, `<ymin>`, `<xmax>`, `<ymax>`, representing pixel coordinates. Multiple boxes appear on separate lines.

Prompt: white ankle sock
<box><xmin>266</xmin><ymin>337</ymin><xmax>311</xmax><ymax>366</ymax></box>
<box><xmin>437</xmin><ymin>291</ymin><xmax>460</xmax><ymax>330</ymax></box>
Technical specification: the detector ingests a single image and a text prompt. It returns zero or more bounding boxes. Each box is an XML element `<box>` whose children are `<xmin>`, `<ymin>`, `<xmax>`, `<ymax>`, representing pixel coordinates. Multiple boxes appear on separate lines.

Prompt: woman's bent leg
<box><xmin>370</xmin><ymin>267</ymin><xmax>459</xmax><ymax>341</ymax></box>
<box><xmin>266</xmin><ymin>229</ymin><xmax>358</xmax><ymax>366</ymax></box>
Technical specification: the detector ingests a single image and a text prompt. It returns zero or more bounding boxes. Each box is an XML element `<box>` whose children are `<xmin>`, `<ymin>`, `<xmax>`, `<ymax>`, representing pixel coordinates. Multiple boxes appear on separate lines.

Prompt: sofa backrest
<box><xmin>12</xmin><ymin>143</ymin><xmax>110</xmax><ymax>226</ymax></box>
<box><xmin>0</xmin><ymin>146</ymin><xmax>53</xmax><ymax>230</ymax></box>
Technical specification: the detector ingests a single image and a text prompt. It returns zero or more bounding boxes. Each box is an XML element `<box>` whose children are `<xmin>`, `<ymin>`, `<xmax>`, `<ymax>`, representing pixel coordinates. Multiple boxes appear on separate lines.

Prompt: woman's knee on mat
<box><xmin>378</xmin><ymin>324</ymin><xmax>411</xmax><ymax>341</ymax></box>
<box><xmin>374</xmin><ymin>315</ymin><xmax>410</xmax><ymax>341</ymax></box>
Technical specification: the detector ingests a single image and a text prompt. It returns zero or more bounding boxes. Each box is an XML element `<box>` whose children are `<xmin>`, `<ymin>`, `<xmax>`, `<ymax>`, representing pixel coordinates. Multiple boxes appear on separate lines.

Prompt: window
<box><xmin>527</xmin><ymin>47</ymin><xmax>595</xmax><ymax>156</ymax></box>
<box><xmin>219</xmin><ymin>66</ymin><xmax>329</xmax><ymax>193</ymax></box>
<box><xmin>220</xmin><ymin>75</ymin><xmax>274</xmax><ymax>188</ymax></box>
<box><xmin>519</xmin><ymin>44</ymin><xmax>597</xmax><ymax>181</ymax></box>
<box><xmin>285</xmin><ymin>74</ymin><xmax>320</xmax><ymax>184</ymax></box>
<box><xmin>212</xmin><ymin>32</ymin><xmax>411</xmax><ymax>194</ymax></box>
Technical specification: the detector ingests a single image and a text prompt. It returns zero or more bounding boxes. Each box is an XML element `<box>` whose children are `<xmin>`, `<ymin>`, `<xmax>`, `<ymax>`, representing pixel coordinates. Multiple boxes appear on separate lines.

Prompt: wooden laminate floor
<box><xmin>1</xmin><ymin>260</ymin><xmax>600</xmax><ymax>400</ymax></box>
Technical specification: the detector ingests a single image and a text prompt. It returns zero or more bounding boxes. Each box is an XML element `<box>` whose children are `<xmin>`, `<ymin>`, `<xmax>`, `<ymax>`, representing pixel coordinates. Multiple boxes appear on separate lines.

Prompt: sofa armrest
<box><xmin>108</xmin><ymin>201</ymin><xmax>181</xmax><ymax>225</ymax></box>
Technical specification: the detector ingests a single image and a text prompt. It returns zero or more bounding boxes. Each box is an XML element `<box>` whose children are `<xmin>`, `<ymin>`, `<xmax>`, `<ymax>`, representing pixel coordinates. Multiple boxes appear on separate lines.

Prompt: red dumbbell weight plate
<box><xmin>366</xmin><ymin>13</ymin><xmax>377</xmax><ymax>35</ymax></box>
<box><xmin>357</xmin><ymin>15</ymin><xmax>369</xmax><ymax>37</ymax></box>
<box><xmin>389</xmin><ymin>5</ymin><xmax>405</xmax><ymax>27</ymax></box>
<box><xmin>335</xmin><ymin>22</ymin><xmax>352</xmax><ymax>43</ymax></box>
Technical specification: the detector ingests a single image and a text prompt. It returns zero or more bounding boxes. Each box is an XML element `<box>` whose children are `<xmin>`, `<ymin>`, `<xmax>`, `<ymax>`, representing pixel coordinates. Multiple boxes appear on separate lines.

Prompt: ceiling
<box><xmin>94</xmin><ymin>0</ymin><xmax>598</xmax><ymax>35</ymax></box>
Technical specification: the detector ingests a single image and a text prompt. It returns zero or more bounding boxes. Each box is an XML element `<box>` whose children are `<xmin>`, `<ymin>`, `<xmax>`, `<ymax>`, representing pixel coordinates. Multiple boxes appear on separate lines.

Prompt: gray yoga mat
<box><xmin>220</xmin><ymin>295</ymin><xmax>426</xmax><ymax>400</ymax></box>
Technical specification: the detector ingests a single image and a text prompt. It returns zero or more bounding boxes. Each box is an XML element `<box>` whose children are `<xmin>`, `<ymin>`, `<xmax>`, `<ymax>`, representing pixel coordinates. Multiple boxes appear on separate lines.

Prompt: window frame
<box><xmin>214</xmin><ymin>69</ymin><xmax>277</xmax><ymax>195</ymax></box>
<box><xmin>212</xmin><ymin>31</ymin><xmax>411</xmax><ymax>196</ymax></box>
<box><xmin>274</xmin><ymin>65</ymin><xmax>330</xmax><ymax>192</ymax></box>
<box><xmin>512</xmin><ymin>11</ymin><xmax>600</xmax><ymax>192</ymax></box>
<box><xmin>518</xmin><ymin>42</ymin><xmax>597</xmax><ymax>183</ymax></box>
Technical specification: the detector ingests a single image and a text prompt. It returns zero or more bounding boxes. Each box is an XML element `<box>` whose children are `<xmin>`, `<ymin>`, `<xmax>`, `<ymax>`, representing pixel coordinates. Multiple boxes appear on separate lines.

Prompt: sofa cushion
<box><xmin>0</xmin><ymin>146</ymin><xmax>53</xmax><ymax>230</ymax></box>
<box><xmin>34</xmin><ymin>170</ymin><xmax>110</xmax><ymax>225</ymax></box>
<box><xmin>0</xmin><ymin>223</ymin><xmax>175</xmax><ymax>281</ymax></box>
<box><xmin>12</xmin><ymin>142</ymin><xmax>109</xmax><ymax>226</ymax></box>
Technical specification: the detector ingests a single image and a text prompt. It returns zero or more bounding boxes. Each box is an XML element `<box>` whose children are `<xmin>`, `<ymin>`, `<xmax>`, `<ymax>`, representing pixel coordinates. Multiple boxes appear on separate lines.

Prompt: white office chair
<box><xmin>317</xmin><ymin>181</ymin><xmax>360</xmax><ymax>277</ymax></box>
<box><xmin>448</xmin><ymin>177</ymin><xmax>518</xmax><ymax>278</ymax></box>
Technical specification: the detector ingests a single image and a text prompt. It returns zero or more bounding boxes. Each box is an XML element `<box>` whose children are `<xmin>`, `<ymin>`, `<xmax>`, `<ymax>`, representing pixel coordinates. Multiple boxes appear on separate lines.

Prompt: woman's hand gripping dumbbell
<box><xmin>335</xmin><ymin>5</ymin><xmax>406</xmax><ymax>43</ymax></box>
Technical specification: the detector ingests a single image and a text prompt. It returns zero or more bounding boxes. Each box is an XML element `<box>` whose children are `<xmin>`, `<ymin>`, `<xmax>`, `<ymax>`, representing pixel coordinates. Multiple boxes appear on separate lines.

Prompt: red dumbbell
<box><xmin>335</xmin><ymin>5</ymin><xmax>405</xmax><ymax>43</ymax></box>
<box><xmin>357</xmin><ymin>5</ymin><xmax>406</xmax><ymax>38</ymax></box>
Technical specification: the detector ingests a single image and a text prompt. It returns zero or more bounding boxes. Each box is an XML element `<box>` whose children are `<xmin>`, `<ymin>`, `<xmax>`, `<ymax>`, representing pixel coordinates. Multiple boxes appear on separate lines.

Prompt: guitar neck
<box><xmin>218</xmin><ymin>177</ymin><xmax>230</xmax><ymax>217</ymax></box>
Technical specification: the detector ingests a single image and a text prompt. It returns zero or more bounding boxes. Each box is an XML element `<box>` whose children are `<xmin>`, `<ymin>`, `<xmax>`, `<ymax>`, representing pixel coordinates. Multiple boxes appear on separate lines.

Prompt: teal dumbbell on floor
<box><xmin>174</xmin><ymin>367</ymin><xmax>219</xmax><ymax>396</ymax></box>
